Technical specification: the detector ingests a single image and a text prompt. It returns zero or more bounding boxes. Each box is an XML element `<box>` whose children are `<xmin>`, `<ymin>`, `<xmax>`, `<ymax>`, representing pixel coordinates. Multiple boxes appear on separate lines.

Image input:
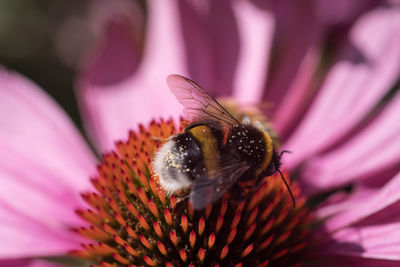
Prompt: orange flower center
<box><xmin>70</xmin><ymin>119</ymin><xmax>314</xmax><ymax>266</ymax></box>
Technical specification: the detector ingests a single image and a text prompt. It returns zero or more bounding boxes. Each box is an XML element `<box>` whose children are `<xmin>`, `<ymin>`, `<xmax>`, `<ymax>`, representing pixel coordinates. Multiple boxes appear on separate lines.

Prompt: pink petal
<box><xmin>178</xmin><ymin>0</ymin><xmax>273</xmax><ymax>101</ymax></box>
<box><xmin>265</xmin><ymin>0</ymin><xmax>325</xmax><ymax>141</ymax></box>
<box><xmin>300</xmin><ymin>91</ymin><xmax>400</xmax><ymax>191</ymax></box>
<box><xmin>316</xmin><ymin>172</ymin><xmax>400</xmax><ymax>261</ymax></box>
<box><xmin>77</xmin><ymin>0</ymin><xmax>185</xmax><ymax>152</ymax></box>
<box><xmin>321</xmin><ymin>221</ymin><xmax>400</xmax><ymax>260</ymax></box>
<box><xmin>81</xmin><ymin>16</ymin><xmax>143</xmax><ymax>87</ymax></box>
<box><xmin>315</xmin><ymin>0</ymin><xmax>377</xmax><ymax>25</ymax></box>
<box><xmin>321</xmin><ymin>256</ymin><xmax>400</xmax><ymax>267</ymax></box>
<box><xmin>275</xmin><ymin>2</ymin><xmax>391</xmax><ymax>140</ymax></box>
<box><xmin>231</xmin><ymin>0</ymin><xmax>274</xmax><ymax>104</ymax></box>
<box><xmin>283</xmin><ymin>8</ymin><xmax>400</xmax><ymax>169</ymax></box>
<box><xmin>322</xmin><ymin>172</ymin><xmax>400</xmax><ymax>231</ymax></box>
<box><xmin>26</xmin><ymin>261</ymin><xmax>68</xmax><ymax>267</ymax></box>
<box><xmin>0</xmin><ymin>215</ymin><xmax>83</xmax><ymax>258</ymax></box>
<box><xmin>0</xmin><ymin>68</ymin><xmax>95</xmax><ymax>257</ymax></box>
<box><xmin>27</xmin><ymin>260</ymin><xmax>68</xmax><ymax>267</ymax></box>
<box><xmin>263</xmin><ymin>1</ymin><xmax>323</xmax><ymax>117</ymax></box>
<box><xmin>0</xmin><ymin>259</ymin><xmax>31</xmax><ymax>267</ymax></box>
<box><xmin>352</xmin><ymin>7</ymin><xmax>400</xmax><ymax>61</ymax></box>
<box><xmin>316</xmin><ymin>187</ymin><xmax>376</xmax><ymax>220</ymax></box>
<box><xmin>0</xmin><ymin>259</ymin><xmax>66</xmax><ymax>267</ymax></box>
<box><xmin>177</xmin><ymin>0</ymin><xmax>239</xmax><ymax>96</ymax></box>
<box><xmin>272</xmin><ymin>44</ymin><xmax>320</xmax><ymax>140</ymax></box>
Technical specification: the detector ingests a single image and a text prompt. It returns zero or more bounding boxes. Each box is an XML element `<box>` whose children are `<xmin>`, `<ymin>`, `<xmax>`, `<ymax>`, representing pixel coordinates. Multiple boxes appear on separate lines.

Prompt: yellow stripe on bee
<box><xmin>189</xmin><ymin>126</ymin><xmax>219</xmax><ymax>172</ymax></box>
<box><xmin>256</xmin><ymin>131</ymin><xmax>274</xmax><ymax>176</ymax></box>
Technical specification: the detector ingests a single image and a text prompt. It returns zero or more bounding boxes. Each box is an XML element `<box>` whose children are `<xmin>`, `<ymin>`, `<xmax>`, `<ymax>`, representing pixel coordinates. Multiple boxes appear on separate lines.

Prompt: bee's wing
<box><xmin>167</xmin><ymin>74</ymin><xmax>240</xmax><ymax>127</ymax></box>
<box><xmin>189</xmin><ymin>163</ymin><xmax>250</xmax><ymax>210</ymax></box>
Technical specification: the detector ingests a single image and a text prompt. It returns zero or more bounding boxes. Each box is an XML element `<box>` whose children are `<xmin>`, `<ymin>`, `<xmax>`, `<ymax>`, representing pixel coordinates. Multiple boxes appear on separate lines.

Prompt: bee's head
<box><xmin>260</xmin><ymin>150</ymin><xmax>295</xmax><ymax>207</ymax></box>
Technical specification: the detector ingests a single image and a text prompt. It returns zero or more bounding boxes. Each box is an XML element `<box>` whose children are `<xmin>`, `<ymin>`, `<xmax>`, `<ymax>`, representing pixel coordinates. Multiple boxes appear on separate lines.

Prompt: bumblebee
<box><xmin>153</xmin><ymin>74</ymin><xmax>295</xmax><ymax>210</ymax></box>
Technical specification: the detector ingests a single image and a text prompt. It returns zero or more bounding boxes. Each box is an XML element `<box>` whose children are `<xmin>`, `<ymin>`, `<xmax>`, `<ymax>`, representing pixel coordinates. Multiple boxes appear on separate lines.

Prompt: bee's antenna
<box><xmin>280</xmin><ymin>150</ymin><xmax>292</xmax><ymax>156</ymax></box>
<box><xmin>277</xmin><ymin>169</ymin><xmax>296</xmax><ymax>208</ymax></box>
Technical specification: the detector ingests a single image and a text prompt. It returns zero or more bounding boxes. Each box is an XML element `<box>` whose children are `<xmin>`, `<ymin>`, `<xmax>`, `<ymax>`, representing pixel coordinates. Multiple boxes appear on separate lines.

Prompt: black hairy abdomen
<box><xmin>172</xmin><ymin>132</ymin><xmax>206</xmax><ymax>181</ymax></box>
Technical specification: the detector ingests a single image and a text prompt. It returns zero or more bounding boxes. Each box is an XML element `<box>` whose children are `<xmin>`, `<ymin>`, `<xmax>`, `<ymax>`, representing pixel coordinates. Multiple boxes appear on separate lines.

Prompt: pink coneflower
<box><xmin>1</xmin><ymin>1</ymin><xmax>399</xmax><ymax>266</ymax></box>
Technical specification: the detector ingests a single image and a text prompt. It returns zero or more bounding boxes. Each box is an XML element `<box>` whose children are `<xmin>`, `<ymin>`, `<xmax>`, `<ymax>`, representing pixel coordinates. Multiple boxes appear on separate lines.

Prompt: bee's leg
<box><xmin>173</xmin><ymin>195</ymin><xmax>189</xmax><ymax>214</ymax></box>
<box><xmin>171</xmin><ymin>188</ymin><xmax>191</xmax><ymax>214</ymax></box>
<box><xmin>238</xmin><ymin>183</ymin><xmax>255</xmax><ymax>198</ymax></box>
<box><xmin>255</xmin><ymin>176</ymin><xmax>267</xmax><ymax>187</ymax></box>
<box><xmin>242</xmin><ymin>184</ymin><xmax>254</xmax><ymax>191</ymax></box>
<box><xmin>239</xmin><ymin>177</ymin><xmax>266</xmax><ymax>197</ymax></box>
<box><xmin>151</xmin><ymin>136</ymin><xmax>170</xmax><ymax>142</ymax></box>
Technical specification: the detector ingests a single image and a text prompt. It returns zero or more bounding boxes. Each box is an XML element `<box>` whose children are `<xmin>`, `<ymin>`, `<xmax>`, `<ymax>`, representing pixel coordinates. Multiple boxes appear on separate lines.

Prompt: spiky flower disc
<box><xmin>71</xmin><ymin>119</ymin><xmax>314</xmax><ymax>266</ymax></box>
